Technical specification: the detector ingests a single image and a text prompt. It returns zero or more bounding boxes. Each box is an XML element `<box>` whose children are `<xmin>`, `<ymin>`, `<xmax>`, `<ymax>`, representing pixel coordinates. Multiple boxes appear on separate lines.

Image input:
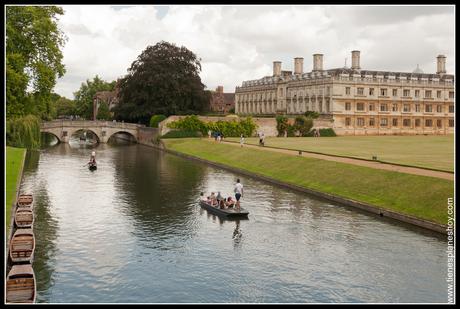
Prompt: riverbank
<box><xmin>162</xmin><ymin>138</ymin><xmax>453</xmax><ymax>232</ymax></box>
<box><xmin>6</xmin><ymin>147</ymin><xmax>27</xmax><ymax>237</ymax></box>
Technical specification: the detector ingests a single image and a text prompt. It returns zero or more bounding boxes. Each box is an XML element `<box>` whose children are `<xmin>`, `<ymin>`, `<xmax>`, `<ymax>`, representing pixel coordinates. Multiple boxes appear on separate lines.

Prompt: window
<box><xmin>449</xmin><ymin>91</ymin><xmax>454</xmax><ymax>99</ymax></box>
<box><xmin>415</xmin><ymin>104</ymin><xmax>421</xmax><ymax>112</ymax></box>
<box><xmin>436</xmin><ymin>105</ymin><xmax>443</xmax><ymax>113</ymax></box>
<box><xmin>380</xmin><ymin>88</ymin><xmax>387</xmax><ymax>96</ymax></box>
<box><xmin>392</xmin><ymin>104</ymin><xmax>398</xmax><ymax>112</ymax></box>
<box><xmin>403</xmin><ymin>104</ymin><xmax>410</xmax><ymax>112</ymax></box>
<box><xmin>369</xmin><ymin>88</ymin><xmax>374</xmax><ymax>96</ymax></box>
<box><xmin>369</xmin><ymin>103</ymin><xmax>375</xmax><ymax>111</ymax></box>
<box><xmin>369</xmin><ymin>118</ymin><xmax>375</xmax><ymax>126</ymax></box>
<box><xmin>279</xmin><ymin>88</ymin><xmax>283</xmax><ymax>97</ymax></box>
<box><xmin>449</xmin><ymin>119</ymin><xmax>454</xmax><ymax>127</ymax></box>
<box><xmin>403</xmin><ymin>89</ymin><xmax>410</xmax><ymax>97</ymax></box>
<box><xmin>392</xmin><ymin>89</ymin><xmax>398</xmax><ymax>97</ymax></box>
<box><xmin>380</xmin><ymin>118</ymin><xmax>388</xmax><ymax>126</ymax></box>
<box><xmin>380</xmin><ymin>104</ymin><xmax>388</xmax><ymax>112</ymax></box>
<box><xmin>392</xmin><ymin>118</ymin><xmax>398</xmax><ymax>126</ymax></box>
<box><xmin>345</xmin><ymin>117</ymin><xmax>351</xmax><ymax>126</ymax></box>
<box><xmin>346</xmin><ymin>87</ymin><xmax>351</xmax><ymax>95</ymax></box>
<box><xmin>415</xmin><ymin>119</ymin><xmax>421</xmax><ymax>127</ymax></box>
<box><xmin>437</xmin><ymin>90</ymin><xmax>442</xmax><ymax>98</ymax></box>
<box><xmin>425</xmin><ymin>104</ymin><xmax>432</xmax><ymax>112</ymax></box>
<box><xmin>449</xmin><ymin>105</ymin><xmax>454</xmax><ymax>113</ymax></box>
<box><xmin>437</xmin><ymin>119</ymin><xmax>442</xmax><ymax>128</ymax></box>
<box><xmin>415</xmin><ymin>90</ymin><xmax>420</xmax><ymax>98</ymax></box>
<box><xmin>403</xmin><ymin>119</ymin><xmax>411</xmax><ymax>127</ymax></box>
<box><xmin>425</xmin><ymin>119</ymin><xmax>432</xmax><ymax>127</ymax></box>
<box><xmin>356</xmin><ymin>102</ymin><xmax>365</xmax><ymax>111</ymax></box>
<box><xmin>357</xmin><ymin>88</ymin><xmax>364</xmax><ymax>95</ymax></box>
<box><xmin>345</xmin><ymin>102</ymin><xmax>351</xmax><ymax>110</ymax></box>
<box><xmin>357</xmin><ymin>118</ymin><xmax>365</xmax><ymax>127</ymax></box>
<box><xmin>425</xmin><ymin>90</ymin><xmax>432</xmax><ymax>98</ymax></box>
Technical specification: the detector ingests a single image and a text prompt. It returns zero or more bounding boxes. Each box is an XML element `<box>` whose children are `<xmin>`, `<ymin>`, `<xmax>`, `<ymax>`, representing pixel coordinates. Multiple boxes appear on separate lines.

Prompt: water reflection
<box><xmin>20</xmin><ymin>143</ymin><xmax>448</xmax><ymax>303</ymax></box>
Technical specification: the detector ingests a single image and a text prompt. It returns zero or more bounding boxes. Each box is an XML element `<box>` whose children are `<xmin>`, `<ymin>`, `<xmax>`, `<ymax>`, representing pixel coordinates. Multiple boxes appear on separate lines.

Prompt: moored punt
<box><xmin>10</xmin><ymin>228</ymin><xmax>35</xmax><ymax>263</ymax></box>
<box><xmin>200</xmin><ymin>200</ymin><xmax>249</xmax><ymax>218</ymax></box>
<box><xmin>15</xmin><ymin>208</ymin><xmax>34</xmax><ymax>228</ymax></box>
<box><xmin>17</xmin><ymin>194</ymin><xmax>33</xmax><ymax>207</ymax></box>
<box><xmin>6</xmin><ymin>264</ymin><xmax>36</xmax><ymax>303</ymax></box>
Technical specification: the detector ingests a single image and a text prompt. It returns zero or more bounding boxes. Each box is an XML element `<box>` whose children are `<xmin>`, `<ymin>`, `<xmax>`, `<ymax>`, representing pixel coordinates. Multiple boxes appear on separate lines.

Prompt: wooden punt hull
<box><xmin>10</xmin><ymin>228</ymin><xmax>35</xmax><ymax>263</ymax></box>
<box><xmin>15</xmin><ymin>208</ymin><xmax>34</xmax><ymax>228</ymax></box>
<box><xmin>17</xmin><ymin>194</ymin><xmax>33</xmax><ymax>207</ymax></box>
<box><xmin>89</xmin><ymin>163</ymin><xmax>97</xmax><ymax>170</ymax></box>
<box><xmin>6</xmin><ymin>264</ymin><xmax>36</xmax><ymax>303</ymax></box>
<box><xmin>200</xmin><ymin>200</ymin><xmax>249</xmax><ymax>218</ymax></box>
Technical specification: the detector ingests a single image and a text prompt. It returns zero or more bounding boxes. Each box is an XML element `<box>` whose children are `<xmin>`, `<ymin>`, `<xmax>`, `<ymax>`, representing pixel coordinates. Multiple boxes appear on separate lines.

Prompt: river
<box><xmin>18</xmin><ymin>140</ymin><xmax>447</xmax><ymax>303</ymax></box>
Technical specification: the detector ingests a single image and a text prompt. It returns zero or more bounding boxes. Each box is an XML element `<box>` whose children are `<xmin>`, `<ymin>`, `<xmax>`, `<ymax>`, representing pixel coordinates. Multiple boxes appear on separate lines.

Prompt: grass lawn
<box><xmin>163</xmin><ymin>138</ymin><xmax>453</xmax><ymax>225</ymax></box>
<box><xmin>6</xmin><ymin>146</ymin><xmax>26</xmax><ymax>237</ymax></box>
<box><xmin>226</xmin><ymin>135</ymin><xmax>454</xmax><ymax>172</ymax></box>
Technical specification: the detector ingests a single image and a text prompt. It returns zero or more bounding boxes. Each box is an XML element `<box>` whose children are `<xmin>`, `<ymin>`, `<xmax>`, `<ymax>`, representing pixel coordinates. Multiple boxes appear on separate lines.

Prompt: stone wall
<box><xmin>137</xmin><ymin>127</ymin><xmax>159</xmax><ymax>147</ymax></box>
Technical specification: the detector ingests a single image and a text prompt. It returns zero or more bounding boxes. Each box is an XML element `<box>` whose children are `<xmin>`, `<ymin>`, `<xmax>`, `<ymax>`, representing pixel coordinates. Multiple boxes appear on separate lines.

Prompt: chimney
<box><xmin>313</xmin><ymin>54</ymin><xmax>323</xmax><ymax>71</ymax></box>
<box><xmin>273</xmin><ymin>61</ymin><xmax>282</xmax><ymax>76</ymax></box>
<box><xmin>216</xmin><ymin>86</ymin><xmax>223</xmax><ymax>93</ymax></box>
<box><xmin>436</xmin><ymin>55</ymin><xmax>446</xmax><ymax>74</ymax></box>
<box><xmin>294</xmin><ymin>57</ymin><xmax>304</xmax><ymax>75</ymax></box>
<box><xmin>351</xmin><ymin>50</ymin><xmax>361</xmax><ymax>70</ymax></box>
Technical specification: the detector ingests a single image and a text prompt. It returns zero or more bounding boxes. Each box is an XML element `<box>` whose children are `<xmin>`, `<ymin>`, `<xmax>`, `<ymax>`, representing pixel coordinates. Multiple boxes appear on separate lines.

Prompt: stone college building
<box><xmin>235</xmin><ymin>51</ymin><xmax>454</xmax><ymax>135</ymax></box>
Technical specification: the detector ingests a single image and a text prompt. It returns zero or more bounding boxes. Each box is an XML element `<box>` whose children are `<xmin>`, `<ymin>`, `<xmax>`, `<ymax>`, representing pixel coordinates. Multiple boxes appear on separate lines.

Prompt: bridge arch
<box><xmin>107</xmin><ymin>130</ymin><xmax>138</xmax><ymax>143</ymax></box>
<box><xmin>70</xmin><ymin>129</ymin><xmax>101</xmax><ymax>143</ymax></box>
<box><xmin>41</xmin><ymin>131</ymin><xmax>61</xmax><ymax>144</ymax></box>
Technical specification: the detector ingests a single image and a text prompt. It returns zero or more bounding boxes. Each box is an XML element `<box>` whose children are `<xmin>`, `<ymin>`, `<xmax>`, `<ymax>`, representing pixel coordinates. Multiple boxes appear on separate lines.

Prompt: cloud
<box><xmin>53</xmin><ymin>5</ymin><xmax>455</xmax><ymax>99</ymax></box>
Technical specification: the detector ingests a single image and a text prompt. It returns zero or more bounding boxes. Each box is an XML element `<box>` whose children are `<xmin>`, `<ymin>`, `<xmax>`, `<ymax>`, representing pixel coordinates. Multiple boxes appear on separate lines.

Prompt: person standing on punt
<box><xmin>234</xmin><ymin>178</ymin><xmax>244</xmax><ymax>211</ymax></box>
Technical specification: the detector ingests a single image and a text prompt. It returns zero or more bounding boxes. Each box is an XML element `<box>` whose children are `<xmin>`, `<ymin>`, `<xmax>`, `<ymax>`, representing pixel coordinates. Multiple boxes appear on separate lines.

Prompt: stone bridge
<box><xmin>40</xmin><ymin>120</ymin><xmax>147</xmax><ymax>143</ymax></box>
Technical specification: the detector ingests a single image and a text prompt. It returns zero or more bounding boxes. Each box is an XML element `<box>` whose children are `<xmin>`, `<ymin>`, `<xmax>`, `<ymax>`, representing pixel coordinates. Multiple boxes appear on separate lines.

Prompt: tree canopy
<box><xmin>96</xmin><ymin>102</ymin><xmax>111</xmax><ymax>120</ymax></box>
<box><xmin>73</xmin><ymin>75</ymin><xmax>116</xmax><ymax>119</ymax></box>
<box><xmin>113</xmin><ymin>41</ymin><xmax>211</xmax><ymax>124</ymax></box>
<box><xmin>6</xmin><ymin>6</ymin><xmax>67</xmax><ymax>119</ymax></box>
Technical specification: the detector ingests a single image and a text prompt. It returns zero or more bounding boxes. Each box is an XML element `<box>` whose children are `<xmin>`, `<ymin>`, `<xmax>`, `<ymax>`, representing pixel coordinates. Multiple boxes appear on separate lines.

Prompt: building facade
<box><xmin>235</xmin><ymin>51</ymin><xmax>455</xmax><ymax>135</ymax></box>
<box><xmin>209</xmin><ymin>86</ymin><xmax>235</xmax><ymax>114</ymax></box>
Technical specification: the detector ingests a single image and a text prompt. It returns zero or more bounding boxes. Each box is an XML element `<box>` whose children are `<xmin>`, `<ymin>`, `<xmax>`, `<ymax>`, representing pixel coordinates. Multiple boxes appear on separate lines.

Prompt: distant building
<box><xmin>93</xmin><ymin>82</ymin><xmax>120</xmax><ymax>120</ymax></box>
<box><xmin>235</xmin><ymin>51</ymin><xmax>454</xmax><ymax>135</ymax></box>
<box><xmin>209</xmin><ymin>86</ymin><xmax>235</xmax><ymax>114</ymax></box>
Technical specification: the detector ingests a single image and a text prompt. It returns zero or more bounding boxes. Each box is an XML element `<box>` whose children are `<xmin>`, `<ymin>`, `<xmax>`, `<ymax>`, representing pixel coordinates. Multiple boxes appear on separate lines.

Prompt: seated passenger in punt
<box><xmin>226</xmin><ymin>197</ymin><xmax>235</xmax><ymax>208</ymax></box>
<box><xmin>219</xmin><ymin>199</ymin><xmax>226</xmax><ymax>209</ymax></box>
<box><xmin>209</xmin><ymin>192</ymin><xmax>217</xmax><ymax>206</ymax></box>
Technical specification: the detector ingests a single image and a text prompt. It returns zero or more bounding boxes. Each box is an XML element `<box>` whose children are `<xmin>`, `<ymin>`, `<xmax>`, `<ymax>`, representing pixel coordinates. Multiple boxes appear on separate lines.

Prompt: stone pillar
<box><xmin>351</xmin><ymin>50</ymin><xmax>361</xmax><ymax>70</ymax></box>
<box><xmin>294</xmin><ymin>57</ymin><xmax>304</xmax><ymax>75</ymax></box>
<box><xmin>273</xmin><ymin>61</ymin><xmax>282</xmax><ymax>76</ymax></box>
<box><xmin>313</xmin><ymin>54</ymin><xmax>323</xmax><ymax>71</ymax></box>
<box><xmin>436</xmin><ymin>55</ymin><xmax>446</xmax><ymax>74</ymax></box>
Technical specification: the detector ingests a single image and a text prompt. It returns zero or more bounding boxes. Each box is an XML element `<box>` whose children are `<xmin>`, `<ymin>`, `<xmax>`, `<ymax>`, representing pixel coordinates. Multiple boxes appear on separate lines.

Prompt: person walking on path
<box><xmin>234</xmin><ymin>178</ymin><xmax>244</xmax><ymax>211</ymax></box>
<box><xmin>240</xmin><ymin>134</ymin><xmax>245</xmax><ymax>147</ymax></box>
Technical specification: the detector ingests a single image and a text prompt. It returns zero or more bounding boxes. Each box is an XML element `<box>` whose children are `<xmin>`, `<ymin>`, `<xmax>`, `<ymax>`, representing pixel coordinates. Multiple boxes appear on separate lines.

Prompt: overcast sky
<box><xmin>54</xmin><ymin>5</ymin><xmax>455</xmax><ymax>99</ymax></box>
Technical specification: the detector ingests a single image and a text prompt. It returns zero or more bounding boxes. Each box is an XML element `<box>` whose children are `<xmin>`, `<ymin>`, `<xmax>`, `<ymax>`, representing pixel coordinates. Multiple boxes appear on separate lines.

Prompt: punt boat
<box><xmin>199</xmin><ymin>200</ymin><xmax>249</xmax><ymax>218</ymax></box>
<box><xmin>89</xmin><ymin>162</ymin><xmax>97</xmax><ymax>170</ymax></box>
<box><xmin>10</xmin><ymin>228</ymin><xmax>35</xmax><ymax>263</ymax></box>
<box><xmin>14</xmin><ymin>208</ymin><xmax>34</xmax><ymax>228</ymax></box>
<box><xmin>6</xmin><ymin>264</ymin><xmax>36</xmax><ymax>303</ymax></box>
<box><xmin>17</xmin><ymin>194</ymin><xmax>33</xmax><ymax>209</ymax></box>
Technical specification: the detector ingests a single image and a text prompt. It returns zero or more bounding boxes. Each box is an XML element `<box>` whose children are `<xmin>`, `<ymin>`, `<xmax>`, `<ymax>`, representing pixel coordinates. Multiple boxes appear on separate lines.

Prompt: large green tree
<box><xmin>55</xmin><ymin>96</ymin><xmax>76</xmax><ymax>117</ymax></box>
<box><xmin>6</xmin><ymin>6</ymin><xmax>67</xmax><ymax>119</ymax></box>
<box><xmin>96</xmin><ymin>102</ymin><xmax>111</xmax><ymax>120</ymax></box>
<box><xmin>113</xmin><ymin>41</ymin><xmax>211</xmax><ymax>124</ymax></box>
<box><xmin>73</xmin><ymin>75</ymin><xmax>116</xmax><ymax>119</ymax></box>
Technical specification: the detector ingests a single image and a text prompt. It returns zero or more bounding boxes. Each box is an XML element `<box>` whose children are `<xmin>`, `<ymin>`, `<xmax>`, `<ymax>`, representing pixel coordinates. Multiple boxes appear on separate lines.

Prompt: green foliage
<box><xmin>294</xmin><ymin>116</ymin><xmax>314</xmax><ymax>137</ymax></box>
<box><xmin>96</xmin><ymin>101</ymin><xmax>111</xmax><ymax>120</ymax></box>
<box><xmin>304</xmin><ymin>111</ymin><xmax>320</xmax><ymax>119</ymax></box>
<box><xmin>276</xmin><ymin>115</ymin><xmax>289</xmax><ymax>137</ymax></box>
<box><xmin>286</xmin><ymin>124</ymin><xmax>296</xmax><ymax>137</ymax></box>
<box><xmin>167</xmin><ymin>115</ymin><xmax>257</xmax><ymax>137</ymax></box>
<box><xmin>6</xmin><ymin>115</ymin><xmax>42</xmax><ymax>149</ymax></box>
<box><xmin>319</xmin><ymin>128</ymin><xmax>337</xmax><ymax>137</ymax></box>
<box><xmin>161</xmin><ymin>130</ymin><xmax>203</xmax><ymax>139</ymax></box>
<box><xmin>74</xmin><ymin>76</ymin><xmax>116</xmax><ymax>119</ymax></box>
<box><xmin>228</xmin><ymin>107</ymin><xmax>235</xmax><ymax>114</ymax></box>
<box><xmin>113</xmin><ymin>41</ymin><xmax>211</xmax><ymax>124</ymax></box>
<box><xmin>55</xmin><ymin>96</ymin><xmax>76</xmax><ymax>116</ymax></box>
<box><xmin>6</xmin><ymin>6</ymin><xmax>67</xmax><ymax>119</ymax></box>
<box><xmin>150</xmin><ymin>114</ymin><xmax>167</xmax><ymax>128</ymax></box>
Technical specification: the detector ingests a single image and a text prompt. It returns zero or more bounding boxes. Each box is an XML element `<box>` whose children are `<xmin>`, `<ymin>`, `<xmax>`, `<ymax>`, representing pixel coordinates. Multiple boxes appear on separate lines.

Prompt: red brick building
<box><xmin>93</xmin><ymin>85</ymin><xmax>119</xmax><ymax>120</ymax></box>
<box><xmin>209</xmin><ymin>86</ymin><xmax>235</xmax><ymax>114</ymax></box>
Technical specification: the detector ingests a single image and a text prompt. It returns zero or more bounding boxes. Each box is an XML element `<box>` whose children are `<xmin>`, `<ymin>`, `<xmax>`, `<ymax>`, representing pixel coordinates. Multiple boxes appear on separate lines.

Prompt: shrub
<box><xmin>294</xmin><ymin>116</ymin><xmax>313</xmax><ymax>137</ymax></box>
<box><xmin>276</xmin><ymin>115</ymin><xmax>288</xmax><ymax>137</ymax></box>
<box><xmin>319</xmin><ymin>128</ymin><xmax>337</xmax><ymax>137</ymax></box>
<box><xmin>286</xmin><ymin>125</ymin><xmax>296</xmax><ymax>137</ymax></box>
<box><xmin>161</xmin><ymin>130</ymin><xmax>203</xmax><ymax>139</ymax></box>
<box><xmin>6</xmin><ymin>115</ymin><xmax>41</xmax><ymax>149</ymax></box>
<box><xmin>167</xmin><ymin>115</ymin><xmax>208</xmax><ymax>134</ymax></box>
<box><xmin>150</xmin><ymin>114</ymin><xmax>167</xmax><ymax>128</ymax></box>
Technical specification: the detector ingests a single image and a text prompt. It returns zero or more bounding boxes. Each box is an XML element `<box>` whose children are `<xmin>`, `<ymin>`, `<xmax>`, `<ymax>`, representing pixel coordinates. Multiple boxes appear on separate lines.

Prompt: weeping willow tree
<box><xmin>6</xmin><ymin>115</ymin><xmax>42</xmax><ymax>149</ymax></box>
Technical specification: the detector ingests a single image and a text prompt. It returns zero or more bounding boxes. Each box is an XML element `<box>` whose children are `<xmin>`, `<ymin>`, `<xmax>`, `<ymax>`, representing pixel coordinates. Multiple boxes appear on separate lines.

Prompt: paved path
<box><xmin>217</xmin><ymin>140</ymin><xmax>454</xmax><ymax>181</ymax></box>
